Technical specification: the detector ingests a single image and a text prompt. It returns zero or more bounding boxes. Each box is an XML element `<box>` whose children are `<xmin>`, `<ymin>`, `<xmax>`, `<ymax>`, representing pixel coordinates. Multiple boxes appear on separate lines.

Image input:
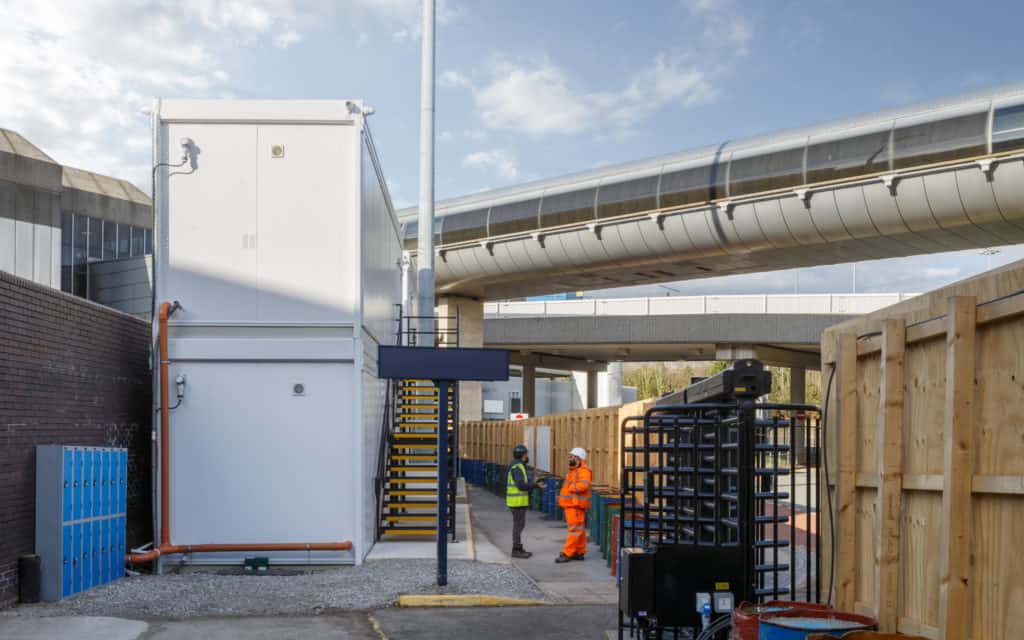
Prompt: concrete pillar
<box><xmin>436</xmin><ymin>296</ymin><xmax>483</xmax><ymax>421</ymax></box>
<box><xmin>522</xmin><ymin>364</ymin><xmax>536</xmax><ymax>417</ymax></box>
<box><xmin>602</xmin><ymin>361</ymin><xmax>623</xmax><ymax>407</ymax></box>
<box><xmin>790</xmin><ymin>367</ymin><xmax>806</xmax><ymax>404</ymax></box>
<box><xmin>586</xmin><ymin>370</ymin><xmax>598</xmax><ymax>409</ymax></box>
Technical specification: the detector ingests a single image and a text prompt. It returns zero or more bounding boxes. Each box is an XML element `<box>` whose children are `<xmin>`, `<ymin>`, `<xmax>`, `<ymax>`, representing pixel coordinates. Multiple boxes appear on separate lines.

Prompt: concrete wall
<box><xmin>89</xmin><ymin>256</ymin><xmax>152</xmax><ymax>319</ymax></box>
<box><xmin>481</xmin><ymin>378</ymin><xmax>637</xmax><ymax>419</ymax></box>
<box><xmin>0</xmin><ymin>271</ymin><xmax>152</xmax><ymax>607</ymax></box>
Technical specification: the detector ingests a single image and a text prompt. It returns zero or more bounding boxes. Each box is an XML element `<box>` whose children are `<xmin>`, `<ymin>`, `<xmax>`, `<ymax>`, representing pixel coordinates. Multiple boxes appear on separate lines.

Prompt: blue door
<box><xmin>92</xmin><ymin>449</ymin><xmax>101</xmax><ymax>520</ymax></box>
<box><xmin>72</xmin><ymin>523</ymin><xmax>82</xmax><ymax>594</ymax></box>
<box><xmin>83</xmin><ymin>449</ymin><xmax>93</xmax><ymax>519</ymax></box>
<box><xmin>73</xmin><ymin>449</ymin><xmax>83</xmax><ymax>520</ymax></box>
<box><xmin>118</xmin><ymin>450</ymin><xmax>128</xmax><ymax>513</ymax></box>
<box><xmin>99</xmin><ymin>518</ymin><xmax>109</xmax><ymax>585</ymax></box>
<box><xmin>62</xmin><ymin>448</ymin><xmax>73</xmax><ymax>523</ymax></box>
<box><xmin>92</xmin><ymin>520</ymin><xmax>102</xmax><ymax>586</ymax></box>
<box><xmin>62</xmin><ymin>525</ymin><xmax>73</xmax><ymax>597</ymax></box>
<box><xmin>116</xmin><ymin>517</ymin><xmax>126</xmax><ymax>579</ymax></box>
<box><xmin>82</xmin><ymin>521</ymin><xmax>92</xmax><ymax>589</ymax></box>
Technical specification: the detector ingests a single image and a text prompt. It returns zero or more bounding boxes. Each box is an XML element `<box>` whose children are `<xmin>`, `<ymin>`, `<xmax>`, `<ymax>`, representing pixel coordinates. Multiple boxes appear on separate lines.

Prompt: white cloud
<box><xmin>438</xmin><ymin>130</ymin><xmax>454</xmax><ymax>142</ymax></box>
<box><xmin>923</xmin><ymin>267</ymin><xmax>961</xmax><ymax>279</ymax></box>
<box><xmin>439</xmin><ymin>70</ymin><xmax>471</xmax><ymax>89</ymax></box>
<box><xmin>462</xmin><ymin>149</ymin><xmax>519</xmax><ymax>180</ymax></box>
<box><xmin>472</xmin><ymin>55</ymin><xmax>717</xmax><ymax>136</ymax></box>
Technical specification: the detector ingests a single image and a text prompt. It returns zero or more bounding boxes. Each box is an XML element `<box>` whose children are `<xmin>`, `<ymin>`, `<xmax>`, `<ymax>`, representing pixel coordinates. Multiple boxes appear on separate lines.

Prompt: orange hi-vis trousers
<box><xmin>562</xmin><ymin>507</ymin><xmax>587</xmax><ymax>557</ymax></box>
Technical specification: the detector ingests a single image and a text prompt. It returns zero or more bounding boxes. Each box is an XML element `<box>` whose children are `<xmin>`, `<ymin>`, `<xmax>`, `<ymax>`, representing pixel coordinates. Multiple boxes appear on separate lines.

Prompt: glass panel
<box><xmin>729</xmin><ymin>147</ymin><xmax>804</xmax><ymax>197</ymax></box>
<box><xmin>73</xmin><ymin>214</ymin><xmax>88</xmax><ymax>296</ymax></box>
<box><xmin>488</xmin><ymin>198</ymin><xmax>540</xmax><ymax>236</ymax></box>
<box><xmin>60</xmin><ymin>213</ymin><xmax>73</xmax><ymax>292</ymax></box>
<box><xmin>116</xmin><ymin>223</ymin><xmax>129</xmax><ymax>258</ymax></box>
<box><xmin>145</xmin><ymin>228</ymin><xmax>153</xmax><ymax>255</ymax></box>
<box><xmin>596</xmin><ymin>176</ymin><xmax>659</xmax><ymax>219</ymax></box>
<box><xmin>659</xmin><ymin>165</ymin><xmax>714</xmax><ymax>208</ymax></box>
<box><xmin>102</xmin><ymin>220</ymin><xmax>116</xmax><ymax>259</ymax></box>
<box><xmin>130</xmin><ymin>226</ymin><xmax>145</xmax><ymax>256</ymax></box>
<box><xmin>439</xmin><ymin>209</ymin><xmax>488</xmax><ymax>245</ymax></box>
<box><xmin>539</xmin><ymin>188</ymin><xmax>595</xmax><ymax>228</ymax></box>
<box><xmin>993</xmin><ymin>103</ymin><xmax>1024</xmax><ymax>153</ymax></box>
<box><xmin>87</xmin><ymin>217</ymin><xmax>102</xmax><ymax>261</ymax></box>
<box><xmin>806</xmin><ymin>130</ymin><xmax>890</xmax><ymax>183</ymax></box>
<box><xmin>892</xmin><ymin>112</ymin><xmax>987</xmax><ymax>170</ymax></box>
<box><xmin>399</xmin><ymin>219</ymin><xmax>441</xmax><ymax>251</ymax></box>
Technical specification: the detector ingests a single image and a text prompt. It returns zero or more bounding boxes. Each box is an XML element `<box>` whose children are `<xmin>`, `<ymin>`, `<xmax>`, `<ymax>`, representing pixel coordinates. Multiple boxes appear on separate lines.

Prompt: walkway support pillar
<box><xmin>522</xmin><ymin>364</ymin><xmax>536</xmax><ymax>417</ymax></box>
<box><xmin>415</xmin><ymin>0</ymin><xmax>436</xmax><ymax>336</ymax></box>
<box><xmin>586</xmin><ymin>370</ymin><xmax>598</xmax><ymax>409</ymax></box>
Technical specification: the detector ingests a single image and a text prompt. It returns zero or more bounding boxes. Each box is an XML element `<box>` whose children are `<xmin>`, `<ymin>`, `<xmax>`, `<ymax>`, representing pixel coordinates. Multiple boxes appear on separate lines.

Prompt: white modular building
<box><xmin>151</xmin><ymin>99</ymin><xmax>401</xmax><ymax>567</ymax></box>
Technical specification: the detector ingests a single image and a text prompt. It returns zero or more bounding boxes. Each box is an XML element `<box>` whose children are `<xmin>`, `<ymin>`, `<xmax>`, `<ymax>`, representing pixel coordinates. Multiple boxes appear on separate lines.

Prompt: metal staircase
<box><xmin>376</xmin><ymin>307</ymin><xmax>459</xmax><ymax>540</ymax></box>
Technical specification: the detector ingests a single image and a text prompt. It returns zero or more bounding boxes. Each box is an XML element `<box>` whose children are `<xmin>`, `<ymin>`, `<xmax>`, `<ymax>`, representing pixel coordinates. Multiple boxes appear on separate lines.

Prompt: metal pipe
<box><xmin>131</xmin><ymin>301</ymin><xmax>353</xmax><ymax>565</ymax></box>
<box><xmin>415</xmin><ymin>0</ymin><xmax>436</xmax><ymax>339</ymax></box>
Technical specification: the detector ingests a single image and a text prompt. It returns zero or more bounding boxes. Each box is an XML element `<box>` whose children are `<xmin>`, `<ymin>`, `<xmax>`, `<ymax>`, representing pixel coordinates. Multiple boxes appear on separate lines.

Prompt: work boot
<box><xmin>511</xmin><ymin>546</ymin><xmax>532</xmax><ymax>559</ymax></box>
<box><xmin>555</xmin><ymin>553</ymin><xmax>572</xmax><ymax>563</ymax></box>
<box><xmin>570</xmin><ymin>554</ymin><xmax>585</xmax><ymax>561</ymax></box>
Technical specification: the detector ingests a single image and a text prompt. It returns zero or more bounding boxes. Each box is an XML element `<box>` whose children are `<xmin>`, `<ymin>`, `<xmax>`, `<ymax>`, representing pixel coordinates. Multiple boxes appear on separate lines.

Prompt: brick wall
<box><xmin>0</xmin><ymin>270</ymin><xmax>151</xmax><ymax>607</ymax></box>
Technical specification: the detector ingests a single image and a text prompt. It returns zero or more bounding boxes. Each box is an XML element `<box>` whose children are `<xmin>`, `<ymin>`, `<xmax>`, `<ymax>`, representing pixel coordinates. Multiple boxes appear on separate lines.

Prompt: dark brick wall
<box><xmin>0</xmin><ymin>270</ymin><xmax>152</xmax><ymax>607</ymax></box>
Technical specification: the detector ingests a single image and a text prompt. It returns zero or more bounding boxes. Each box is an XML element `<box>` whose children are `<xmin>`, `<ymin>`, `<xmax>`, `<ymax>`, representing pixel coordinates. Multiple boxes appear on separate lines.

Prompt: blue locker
<box><xmin>97</xmin><ymin>450</ymin><xmax>106</xmax><ymax>517</ymax></box>
<box><xmin>119</xmin><ymin>451</ymin><xmax>127</xmax><ymax>514</ymax></box>
<box><xmin>104</xmin><ymin>450</ymin><xmax>113</xmax><ymax>516</ymax></box>
<box><xmin>73</xmin><ymin>449</ymin><xmax>83</xmax><ymax>520</ymax></box>
<box><xmin>61</xmin><ymin>525</ymin><xmax>73</xmax><ymax>598</ymax></box>
<box><xmin>92</xmin><ymin>449</ymin><xmax>101</xmax><ymax>519</ymax></box>
<box><xmin>108</xmin><ymin>519</ymin><xmax>118</xmax><ymax>582</ymax></box>
<box><xmin>92</xmin><ymin>520</ymin><xmax>102</xmax><ymax>586</ymax></box>
<box><xmin>62</xmin><ymin>449</ymin><xmax>73</xmax><ymax>523</ymax></box>
<box><xmin>82</xmin><ymin>521</ymin><xmax>92</xmax><ymax>589</ymax></box>
<box><xmin>117</xmin><ymin>516</ymin><xmax>126</xmax><ymax>579</ymax></box>
<box><xmin>100</xmin><ymin>519</ymin><xmax>109</xmax><ymax>584</ymax></box>
<box><xmin>72</xmin><ymin>523</ymin><xmax>82</xmax><ymax>594</ymax></box>
<box><xmin>83</xmin><ymin>449</ymin><xmax>93</xmax><ymax>518</ymax></box>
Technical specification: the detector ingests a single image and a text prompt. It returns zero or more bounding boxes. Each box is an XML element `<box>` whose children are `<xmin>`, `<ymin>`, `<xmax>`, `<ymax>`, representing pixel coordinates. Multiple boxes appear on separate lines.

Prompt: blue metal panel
<box><xmin>118</xmin><ymin>450</ymin><xmax>127</xmax><ymax>514</ymax></box>
<box><xmin>377</xmin><ymin>345</ymin><xmax>510</xmax><ymax>381</ymax></box>
<box><xmin>73</xmin><ymin>449</ymin><xmax>83</xmax><ymax>520</ymax></box>
<box><xmin>83</xmin><ymin>449</ymin><xmax>93</xmax><ymax>519</ymax></box>
<box><xmin>92</xmin><ymin>520</ymin><xmax>101</xmax><ymax>586</ymax></box>
<box><xmin>61</xmin><ymin>525</ymin><xmax>73</xmax><ymax>598</ymax></box>
<box><xmin>72</xmin><ymin>523</ymin><xmax>82</xmax><ymax>594</ymax></box>
<box><xmin>82</xmin><ymin>521</ymin><xmax>92</xmax><ymax>589</ymax></box>
<box><xmin>62</xmin><ymin>448</ymin><xmax>73</xmax><ymax>523</ymax></box>
<box><xmin>98</xmin><ymin>450</ymin><xmax>107</xmax><ymax>517</ymax></box>
<box><xmin>92</xmin><ymin>449</ymin><xmax>101</xmax><ymax>520</ymax></box>
<box><xmin>99</xmin><ymin>518</ymin><xmax>109</xmax><ymax>584</ymax></box>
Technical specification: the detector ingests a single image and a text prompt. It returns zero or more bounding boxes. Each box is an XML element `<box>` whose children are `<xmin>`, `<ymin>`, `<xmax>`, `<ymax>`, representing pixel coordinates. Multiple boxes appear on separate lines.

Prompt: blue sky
<box><xmin>2</xmin><ymin>0</ymin><xmax>1023</xmax><ymax>295</ymax></box>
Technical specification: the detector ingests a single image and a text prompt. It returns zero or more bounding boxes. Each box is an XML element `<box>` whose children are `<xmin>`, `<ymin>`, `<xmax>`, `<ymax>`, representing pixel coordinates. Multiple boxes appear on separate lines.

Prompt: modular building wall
<box><xmin>153</xmin><ymin>100</ymin><xmax>400</xmax><ymax>566</ymax></box>
<box><xmin>820</xmin><ymin>259</ymin><xmax>1024</xmax><ymax>639</ymax></box>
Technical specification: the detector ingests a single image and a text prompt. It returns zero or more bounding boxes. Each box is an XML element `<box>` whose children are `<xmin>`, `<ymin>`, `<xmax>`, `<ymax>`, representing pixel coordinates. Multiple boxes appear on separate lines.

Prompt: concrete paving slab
<box><xmin>373</xmin><ymin>604</ymin><xmax>616</xmax><ymax>640</ymax></box>
<box><xmin>0</xmin><ymin>615</ymin><xmax>149</xmax><ymax>640</ymax></box>
<box><xmin>144</xmin><ymin>614</ymin><xmax>378</xmax><ymax>639</ymax></box>
<box><xmin>468</xmin><ymin>485</ymin><xmax>616</xmax><ymax>605</ymax></box>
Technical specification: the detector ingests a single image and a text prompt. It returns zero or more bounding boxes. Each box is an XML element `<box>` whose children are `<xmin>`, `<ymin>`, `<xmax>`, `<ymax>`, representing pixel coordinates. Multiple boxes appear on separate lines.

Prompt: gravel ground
<box><xmin>2</xmin><ymin>559</ymin><xmax>547</xmax><ymax>620</ymax></box>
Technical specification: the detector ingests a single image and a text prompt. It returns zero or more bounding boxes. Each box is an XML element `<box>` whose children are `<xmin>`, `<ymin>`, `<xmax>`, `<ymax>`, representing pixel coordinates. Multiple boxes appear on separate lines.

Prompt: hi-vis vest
<box><xmin>506</xmin><ymin>462</ymin><xmax>529</xmax><ymax>508</ymax></box>
<box><xmin>558</xmin><ymin>463</ymin><xmax>592</xmax><ymax>510</ymax></box>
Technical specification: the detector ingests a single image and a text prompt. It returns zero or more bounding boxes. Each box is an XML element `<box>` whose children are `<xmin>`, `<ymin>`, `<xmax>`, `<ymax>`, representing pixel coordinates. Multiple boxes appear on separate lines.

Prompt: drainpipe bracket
<box><xmin>649</xmin><ymin>213</ymin><xmax>666</xmax><ymax>230</ymax></box>
<box><xmin>479</xmin><ymin>240</ymin><xmax>494</xmax><ymax>256</ymax></box>
<box><xmin>531</xmin><ymin>232</ymin><xmax>546</xmax><ymax>248</ymax></box>
<box><xmin>718</xmin><ymin>200</ymin><xmax>734</xmax><ymax>220</ymax></box>
<box><xmin>794</xmin><ymin>188</ymin><xmax>812</xmax><ymax>208</ymax></box>
<box><xmin>586</xmin><ymin>222</ymin><xmax>603</xmax><ymax>239</ymax></box>
<box><xmin>437</xmin><ymin>248</ymin><xmax>448</xmax><ymax>263</ymax></box>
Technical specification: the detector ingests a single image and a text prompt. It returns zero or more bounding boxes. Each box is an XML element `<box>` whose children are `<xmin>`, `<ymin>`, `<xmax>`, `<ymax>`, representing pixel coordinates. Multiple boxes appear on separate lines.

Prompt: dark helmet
<box><xmin>513</xmin><ymin>444</ymin><xmax>528</xmax><ymax>459</ymax></box>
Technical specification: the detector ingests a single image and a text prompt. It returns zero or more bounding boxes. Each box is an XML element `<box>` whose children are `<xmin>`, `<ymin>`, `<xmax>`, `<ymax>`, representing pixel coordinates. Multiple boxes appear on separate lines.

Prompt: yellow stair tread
<box><xmin>387</xmin><ymin>490</ymin><xmax>437</xmax><ymax>496</ymax></box>
<box><xmin>385</xmin><ymin>515</ymin><xmax>436</xmax><ymax>522</ymax></box>
<box><xmin>389</xmin><ymin>465</ymin><xmax>438</xmax><ymax>472</ymax></box>
<box><xmin>386</xmin><ymin>502</ymin><xmax>437</xmax><ymax>509</ymax></box>
<box><xmin>391</xmin><ymin>455</ymin><xmax>438</xmax><ymax>461</ymax></box>
<box><xmin>387</xmin><ymin>477</ymin><xmax>437</xmax><ymax>484</ymax></box>
<box><xmin>381</xmin><ymin>529</ymin><xmax>436</xmax><ymax>536</ymax></box>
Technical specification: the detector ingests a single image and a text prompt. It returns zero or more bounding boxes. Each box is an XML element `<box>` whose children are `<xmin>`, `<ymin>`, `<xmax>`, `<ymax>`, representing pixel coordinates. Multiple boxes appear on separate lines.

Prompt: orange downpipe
<box><xmin>127</xmin><ymin>301</ymin><xmax>352</xmax><ymax>564</ymax></box>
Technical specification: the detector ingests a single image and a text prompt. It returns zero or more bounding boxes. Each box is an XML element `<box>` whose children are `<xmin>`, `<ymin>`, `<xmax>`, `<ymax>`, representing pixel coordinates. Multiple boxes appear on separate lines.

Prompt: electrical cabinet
<box><xmin>36</xmin><ymin>445</ymin><xmax>127</xmax><ymax>601</ymax></box>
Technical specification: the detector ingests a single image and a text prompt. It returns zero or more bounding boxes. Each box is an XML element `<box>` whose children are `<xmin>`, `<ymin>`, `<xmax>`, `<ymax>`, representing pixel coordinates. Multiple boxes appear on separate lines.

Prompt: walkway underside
<box><xmin>435</xmin><ymin>162</ymin><xmax>1024</xmax><ymax>299</ymax></box>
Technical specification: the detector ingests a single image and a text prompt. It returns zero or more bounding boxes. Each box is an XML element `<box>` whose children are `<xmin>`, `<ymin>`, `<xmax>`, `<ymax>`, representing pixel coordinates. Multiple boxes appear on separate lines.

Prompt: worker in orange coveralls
<box><xmin>555</xmin><ymin>447</ymin><xmax>592</xmax><ymax>563</ymax></box>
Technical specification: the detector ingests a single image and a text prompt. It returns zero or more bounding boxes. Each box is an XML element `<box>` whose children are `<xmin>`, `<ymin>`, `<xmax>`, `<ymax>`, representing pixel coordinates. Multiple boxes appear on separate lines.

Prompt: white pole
<box><xmin>416</xmin><ymin>0</ymin><xmax>436</xmax><ymax>341</ymax></box>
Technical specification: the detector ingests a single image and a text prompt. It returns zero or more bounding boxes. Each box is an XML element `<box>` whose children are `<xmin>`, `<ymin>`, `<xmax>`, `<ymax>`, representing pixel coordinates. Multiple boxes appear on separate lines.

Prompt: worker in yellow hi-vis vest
<box><xmin>507</xmin><ymin>444</ymin><xmax>544</xmax><ymax>559</ymax></box>
<box><xmin>556</xmin><ymin>447</ymin><xmax>592</xmax><ymax>563</ymax></box>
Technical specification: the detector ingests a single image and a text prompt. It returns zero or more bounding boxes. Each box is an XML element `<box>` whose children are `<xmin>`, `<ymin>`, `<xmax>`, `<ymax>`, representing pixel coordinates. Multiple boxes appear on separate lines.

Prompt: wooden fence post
<box><xmin>875</xmin><ymin>319</ymin><xmax>906</xmax><ymax>631</ymax></box>
<box><xmin>938</xmin><ymin>296</ymin><xmax>976</xmax><ymax>640</ymax></box>
<box><xmin>836</xmin><ymin>332</ymin><xmax>859</xmax><ymax>611</ymax></box>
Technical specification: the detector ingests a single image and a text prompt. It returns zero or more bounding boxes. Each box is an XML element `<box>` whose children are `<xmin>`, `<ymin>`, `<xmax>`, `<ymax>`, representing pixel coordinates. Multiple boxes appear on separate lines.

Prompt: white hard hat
<box><xmin>570</xmin><ymin>447</ymin><xmax>587</xmax><ymax>461</ymax></box>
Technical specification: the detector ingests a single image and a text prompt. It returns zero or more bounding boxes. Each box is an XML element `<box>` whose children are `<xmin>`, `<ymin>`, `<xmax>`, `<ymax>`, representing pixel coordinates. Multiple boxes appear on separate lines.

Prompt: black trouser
<box><xmin>511</xmin><ymin>506</ymin><xmax>527</xmax><ymax>547</ymax></box>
